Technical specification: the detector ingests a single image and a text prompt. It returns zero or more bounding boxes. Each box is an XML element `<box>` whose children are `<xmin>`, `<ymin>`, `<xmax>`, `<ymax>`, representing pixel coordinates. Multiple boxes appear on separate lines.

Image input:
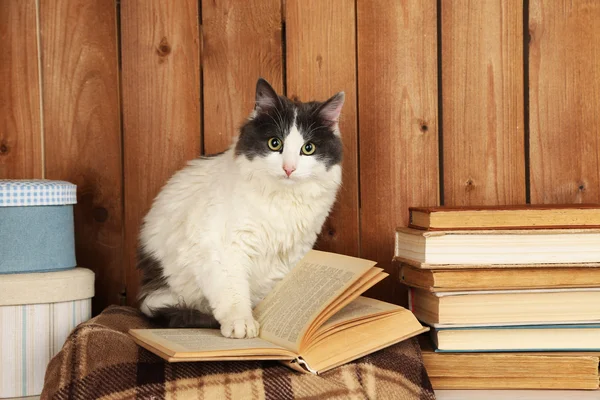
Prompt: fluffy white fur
<box><xmin>139</xmin><ymin>117</ymin><xmax>342</xmax><ymax>339</ymax></box>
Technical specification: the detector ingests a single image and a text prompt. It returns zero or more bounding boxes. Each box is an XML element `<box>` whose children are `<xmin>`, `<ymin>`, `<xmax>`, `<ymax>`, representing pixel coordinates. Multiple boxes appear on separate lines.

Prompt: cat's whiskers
<box><xmin>273</xmin><ymin>107</ymin><xmax>286</xmax><ymax>132</ymax></box>
<box><xmin>305</xmin><ymin>123</ymin><xmax>325</xmax><ymax>139</ymax></box>
<box><xmin>263</xmin><ymin>113</ymin><xmax>282</xmax><ymax>131</ymax></box>
<box><xmin>302</xmin><ymin>122</ymin><xmax>317</xmax><ymax>138</ymax></box>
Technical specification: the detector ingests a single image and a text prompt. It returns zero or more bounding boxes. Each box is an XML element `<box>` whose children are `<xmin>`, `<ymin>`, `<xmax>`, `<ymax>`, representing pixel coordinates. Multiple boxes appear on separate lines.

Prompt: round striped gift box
<box><xmin>0</xmin><ymin>268</ymin><xmax>94</xmax><ymax>398</ymax></box>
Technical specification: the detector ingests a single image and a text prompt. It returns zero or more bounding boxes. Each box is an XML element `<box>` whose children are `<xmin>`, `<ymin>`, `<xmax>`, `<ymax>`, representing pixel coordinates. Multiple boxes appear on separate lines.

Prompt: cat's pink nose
<box><xmin>283</xmin><ymin>165</ymin><xmax>296</xmax><ymax>177</ymax></box>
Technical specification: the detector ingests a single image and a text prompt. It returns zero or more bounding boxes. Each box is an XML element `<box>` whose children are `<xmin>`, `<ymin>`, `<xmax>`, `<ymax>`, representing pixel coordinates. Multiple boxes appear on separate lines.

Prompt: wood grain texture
<box><xmin>441</xmin><ymin>0</ymin><xmax>526</xmax><ymax>206</ymax></box>
<box><xmin>0</xmin><ymin>0</ymin><xmax>42</xmax><ymax>178</ymax></box>
<box><xmin>529</xmin><ymin>0</ymin><xmax>600</xmax><ymax>203</ymax></box>
<box><xmin>285</xmin><ymin>0</ymin><xmax>359</xmax><ymax>257</ymax></box>
<box><xmin>121</xmin><ymin>0</ymin><xmax>201</xmax><ymax>306</ymax></box>
<box><xmin>40</xmin><ymin>0</ymin><xmax>122</xmax><ymax>314</ymax></box>
<box><xmin>202</xmin><ymin>0</ymin><xmax>283</xmax><ymax>154</ymax></box>
<box><xmin>357</xmin><ymin>0</ymin><xmax>439</xmax><ymax>304</ymax></box>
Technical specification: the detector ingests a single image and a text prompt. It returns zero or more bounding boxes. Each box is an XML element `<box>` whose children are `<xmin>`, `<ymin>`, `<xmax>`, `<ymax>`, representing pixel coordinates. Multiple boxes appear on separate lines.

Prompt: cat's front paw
<box><xmin>220</xmin><ymin>316</ymin><xmax>260</xmax><ymax>339</ymax></box>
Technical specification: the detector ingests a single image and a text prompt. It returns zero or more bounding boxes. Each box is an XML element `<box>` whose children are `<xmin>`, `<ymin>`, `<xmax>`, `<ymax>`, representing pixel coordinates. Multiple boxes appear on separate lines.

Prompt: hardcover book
<box><xmin>409</xmin><ymin>204</ymin><xmax>600</xmax><ymax>230</ymax></box>
<box><xmin>420</xmin><ymin>337</ymin><xmax>600</xmax><ymax>390</ymax></box>
<box><xmin>399</xmin><ymin>263</ymin><xmax>600</xmax><ymax>291</ymax></box>
<box><xmin>408</xmin><ymin>287</ymin><xmax>600</xmax><ymax>326</ymax></box>
<box><xmin>431</xmin><ymin>324</ymin><xmax>600</xmax><ymax>352</ymax></box>
<box><xmin>395</xmin><ymin>227</ymin><xmax>600</xmax><ymax>268</ymax></box>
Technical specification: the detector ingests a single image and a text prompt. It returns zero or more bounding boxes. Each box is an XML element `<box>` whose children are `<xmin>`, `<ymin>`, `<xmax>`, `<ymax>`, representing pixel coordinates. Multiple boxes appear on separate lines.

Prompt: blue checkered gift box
<box><xmin>0</xmin><ymin>180</ymin><xmax>77</xmax><ymax>274</ymax></box>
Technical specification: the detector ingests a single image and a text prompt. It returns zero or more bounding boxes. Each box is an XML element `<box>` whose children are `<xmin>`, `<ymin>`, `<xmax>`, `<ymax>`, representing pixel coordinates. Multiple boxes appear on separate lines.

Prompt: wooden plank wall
<box><xmin>121</xmin><ymin>0</ymin><xmax>201</xmax><ymax>305</ymax></box>
<box><xmin>529</xmin><ymin>0</ymin><xmax>600</xmax><ymax>204</ymax></box>
<box><xmin>40</xmin><ymin>0</ymin><xmax>123</xmax><ymax>315</ymax></box>
<box><xmin>441</xmin><ymin>0</ymin><xmax>526</xmax><ymax>206</ymax></box>
<box><xmin>357</xmin><ymin>0</ymin><xmax>439</xmax><ymax>302</ymax></box>
<box><xmin>0</xmin><ymin>0</ymin><xmax>42</xmax><ymax>179</ymax></box>
<box><xmin>2</xmin><ymin>0</ymin><xmax>600</xmax><ymax>311</ymax></box>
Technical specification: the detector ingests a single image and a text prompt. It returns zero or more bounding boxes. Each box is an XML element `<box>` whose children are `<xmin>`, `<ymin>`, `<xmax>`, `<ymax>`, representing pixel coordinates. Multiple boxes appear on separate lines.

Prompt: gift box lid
<box><xmin>0</xmin><ymin>179</ymin><xmax>77</xmax><ymax>207</ymax></box>
<box><xmin>0</xmin><ymin>268</ymin><xmax>94</xmax><ymax>306</ymax></box>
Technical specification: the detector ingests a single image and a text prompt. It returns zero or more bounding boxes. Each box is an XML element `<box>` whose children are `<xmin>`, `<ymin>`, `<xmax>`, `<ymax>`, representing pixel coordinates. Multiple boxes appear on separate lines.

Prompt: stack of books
<box><xmin>395</xmin><ymin>204</ymin><xmax>600</xmax><ymax>390</ymax></box>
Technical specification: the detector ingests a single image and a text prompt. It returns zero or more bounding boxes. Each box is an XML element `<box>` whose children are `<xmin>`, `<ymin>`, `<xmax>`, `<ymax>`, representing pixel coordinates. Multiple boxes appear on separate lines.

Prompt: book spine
<box><xmin>410</xmin><ymin>224</ymin><xmax>600</xmax><ymax>231</ymax></box>
<box><xmin>408</xmin><ymin>223</ymin><xmax>427</xmax><ymax>230</ymax></box>
<box><xmin>287</xmin><ymin>357</ymin><xmax>317</xmax><ymax>375</ymax></box>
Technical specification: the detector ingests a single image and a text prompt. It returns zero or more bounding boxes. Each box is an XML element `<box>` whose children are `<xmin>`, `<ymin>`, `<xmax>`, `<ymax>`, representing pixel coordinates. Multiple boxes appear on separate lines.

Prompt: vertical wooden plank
<box><xmin>441</xmin><ymin>0</ymin><xmax>526</xmax><ymax>206</ymax></box>
<box><xmin>529</xmin><ymin>0</ymin><xmax>600</xmax><ymax>203</ymax></box>
<box><xmin>357</xmin><ymin>0</ymin><xmax>439</xmax><ymax>304</ymax></box>
<box><xmin>40</xmin><ymin>0</ymin><xmax>123</xmax><ymax>314</ymax></box>
<box><xmin>285</xmin><ymin>0</ymin><xmax>359</xmax><ymax>257</ymax></box>
<box><xmin>0</xmin><ymin>0</ymin><xmax>42</xmax><ymax>178</ymax></box>
<box><xmin>121</xmin><ymin>0</ymin><xmax>201</xmax><ymax>305</ymax></box>
<box><xmin>202</xmin><ymin>0</ymin><xmax>283</xmax><ymax>154</ymax></box>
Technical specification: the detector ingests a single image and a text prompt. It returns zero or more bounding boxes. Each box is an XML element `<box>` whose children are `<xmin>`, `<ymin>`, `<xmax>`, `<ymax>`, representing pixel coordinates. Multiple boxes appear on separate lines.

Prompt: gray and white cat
<box><xmin>137</xmin><ymin>78</ymin><xmax>345</xmax><ymax>338</ymax></box>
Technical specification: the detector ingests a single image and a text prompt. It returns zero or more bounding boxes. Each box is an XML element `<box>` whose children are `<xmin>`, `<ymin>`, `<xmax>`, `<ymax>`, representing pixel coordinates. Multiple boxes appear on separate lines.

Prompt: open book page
<box><xmin>321</xmin><ymin>296</ymin><xmax>401</xmax><ymax>330</ymax></box>
<box><xmin>298</xmin><ymin>311</ymin><xmax>428</xmax><ymax>373</ymax></box>
<box><xmin>254</xmin><ymin>250</ymin><xmax>377</xmax><ymax>352</ymax></box>
<box><xmin>129</xmin><ymin>329</ymin><xmax>295</xmax><ymax>359</ymax></box>
<box><xmin>305</xmin><ymin>297</ymin><xmax>403</xmax><ymax>345</ymax></box>
<box><xmin>303</xmin><ymin>270</ymin><xmax>387</xmax><ymax>341</ymax></box>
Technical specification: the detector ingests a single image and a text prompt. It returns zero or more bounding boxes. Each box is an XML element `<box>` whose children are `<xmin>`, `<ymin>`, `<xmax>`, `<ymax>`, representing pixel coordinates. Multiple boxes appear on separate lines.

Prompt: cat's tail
<box><xmin>147</xmin><ymin>305</ymin><xmax>220</xmax><ymax>329</ymax></box>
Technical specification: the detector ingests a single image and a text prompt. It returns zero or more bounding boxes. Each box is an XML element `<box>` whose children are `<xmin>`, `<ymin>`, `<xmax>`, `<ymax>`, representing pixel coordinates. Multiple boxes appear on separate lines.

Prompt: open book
<box><xmin>129</xmin><ymin>250</ymin><xmax>427</xmax><ymax>374</ymax></box>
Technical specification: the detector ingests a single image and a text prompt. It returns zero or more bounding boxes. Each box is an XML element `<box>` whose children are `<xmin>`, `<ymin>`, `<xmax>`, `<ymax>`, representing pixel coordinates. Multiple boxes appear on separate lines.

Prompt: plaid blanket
<box><xmin>42</xmin><ymin>306</ymin><xmax>435</xmax><ymax>400</ymax></box>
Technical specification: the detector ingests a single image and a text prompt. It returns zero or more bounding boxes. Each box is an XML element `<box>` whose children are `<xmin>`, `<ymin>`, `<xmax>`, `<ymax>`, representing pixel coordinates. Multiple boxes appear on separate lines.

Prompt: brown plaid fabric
<box><xmin>41</xmin><ymin>306</ymin><xmax>435</xmax><ymax>400</ymax></box>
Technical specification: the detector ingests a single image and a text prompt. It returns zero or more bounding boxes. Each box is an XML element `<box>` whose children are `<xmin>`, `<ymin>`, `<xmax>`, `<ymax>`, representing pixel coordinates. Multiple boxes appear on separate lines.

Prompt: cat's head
<box><xmin>235</xmin><ymin>78</ymin><xmax>344</xmax><ymax>186</ymax></box>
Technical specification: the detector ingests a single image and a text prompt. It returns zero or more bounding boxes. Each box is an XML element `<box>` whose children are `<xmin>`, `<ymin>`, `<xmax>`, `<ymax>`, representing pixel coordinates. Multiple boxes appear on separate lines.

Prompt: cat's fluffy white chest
<box><xmin>236</xmin><ymin>188</ymin><xmax>333</xmax><ymax>304</ymax></box>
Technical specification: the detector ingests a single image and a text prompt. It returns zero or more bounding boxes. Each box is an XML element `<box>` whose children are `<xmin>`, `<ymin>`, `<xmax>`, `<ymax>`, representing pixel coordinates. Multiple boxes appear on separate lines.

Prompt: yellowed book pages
<box><xmin>399</xmin><ymin>264</ymin><xmax>600</xmax><ymax>291</ymax></box>
<box><xmin>306</xmin><ymin>296</ymin><xmax>410</xmax><ymax>348</ymax></box>
<box><xmin>298</xmin><ymin>311</ymin><xmax>427</xmax><ymax>374</ymax></box>
<box><xmin>130</xmin><ymin>329</ymin><xmax>296</xmax><ymax>361</ymax></box>
<box><xmin>409</xmin><ymin>204</ymin><xmax>600</xmax><ymax>230</ymax></box>
<box><xmin>421</xmin><ymin>341</ymin><xmax>600</xmax><ymax>380</ymax></box>
<box><xmin>319</xmin><ymin>296</ymin><xmax>400</xmax><ymax>330</ymax></box>
<box><xmin>302</xmin><ymin>270</ymin><xmax>387</xmax><ymax>342</ymax></box>
<box><xmin>131</xmin><ymin>297</ymin><xmax>427</xmax><ymax>373</ymax></box>
<box><xmin>396</xmin><ymin>256</ymin><xmax>600</xmax><ymax>270</ymax></box>
<box><xmin>394</xmin><ymin>227</ymin><xmax>600</xmax><ymax>267</ymax></box>
<box><xmin>411</xmin><ymin>288</ymin><xmax>600</xmax><ymax>326</ymax></box>
<box><xmin>429</xmin><ymin>376</ymin><xmax>599</xmax><ymax>390</ymax></box>
<box><xmin>129</xmin><ymin>250</ymin><xmax>427</xmax><ymax>374</ymax></box>
<box><xmin>253</xmin><ymin>250</ymin><xmax>378</xmax><ymax>352</ymax></box>
<box><xmin>432</xmin><ymin>325</ymin><xmax>600</xmax><ymax>352</ymax></box>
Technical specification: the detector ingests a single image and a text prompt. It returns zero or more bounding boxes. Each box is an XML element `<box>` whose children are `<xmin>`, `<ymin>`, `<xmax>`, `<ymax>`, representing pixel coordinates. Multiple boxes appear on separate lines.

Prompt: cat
<box><xmin>137</xmin><ymin>78</ymin><xmax>345</xmax><ymax>339</ymax></box>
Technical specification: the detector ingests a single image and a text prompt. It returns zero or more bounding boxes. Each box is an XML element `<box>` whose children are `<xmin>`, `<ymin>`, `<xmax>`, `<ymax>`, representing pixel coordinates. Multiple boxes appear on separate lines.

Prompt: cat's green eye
<box><xmin>268</xmin><ymin>137</ymin><xmax>282</xmax><ymax>151</ymax></box>
<box><xmin>301</xmin><ymin>142</ymin><xmax>316</xmax><ymax>155</ymax></box>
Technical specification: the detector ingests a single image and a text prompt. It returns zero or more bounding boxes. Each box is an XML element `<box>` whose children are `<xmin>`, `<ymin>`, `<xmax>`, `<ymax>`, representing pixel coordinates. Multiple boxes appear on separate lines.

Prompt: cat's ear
<box><xmin>255</xmin><ymin>78</ymin><xmax>280</xmax><ymax>113</ymax></box>
<box><xmin>318</xmin><ymin>92</ymin><xmax>345</xmax><ymax>126</ymax></box>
